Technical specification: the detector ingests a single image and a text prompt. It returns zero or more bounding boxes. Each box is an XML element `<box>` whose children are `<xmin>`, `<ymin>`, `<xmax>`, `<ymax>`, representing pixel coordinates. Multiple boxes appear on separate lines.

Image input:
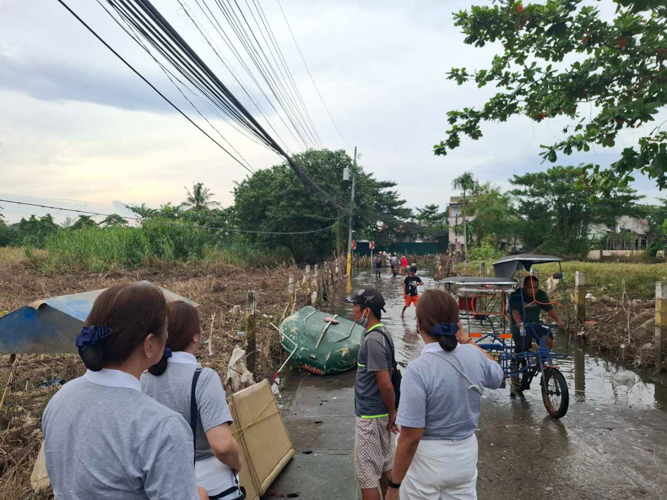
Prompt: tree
<box><xmin>435</xmin><ymin>0</ymin><xmax>667</xmax><ymax>191</ymax></box>
<box><xmin>511</xmin><ymin>166</ymin><xmax>642</xmax><ymax>256</ymax></box>
<box><xmin>415</xmin><ymin>204</ymin><xmax>448</xmax><ymax>228</ymax></box>
<box><xmin>233</xmin><ymin>149</ymin><xmax>411</xmax><ymax>262</ymax></box>
<box><xmin>183</xmin><ymin>182</ymin><xmax>220</xmax><ymax>211</ymax></box>
<box><xmin>98</xmin><ymin>214</ymin><xmax>129</xmax><ymax>227</ymax></box>
<box><xmin>467</xmin><ymin>184</ymin><xmax>519</xmax><ymax>248</ymax></box>
<box><xmin>70</xmin><ymin>215</ymin><xmax>97</xmax><ymax>230</ymax></box>
<box><xmin>15</xmin><ymin>214</ymin><xmax>59</xmax><ymax>248</ymax></box>
<box><xmin>452</xmin><ymin>172</ymin><xmax>477</xmax><ymax>251</ymax></box>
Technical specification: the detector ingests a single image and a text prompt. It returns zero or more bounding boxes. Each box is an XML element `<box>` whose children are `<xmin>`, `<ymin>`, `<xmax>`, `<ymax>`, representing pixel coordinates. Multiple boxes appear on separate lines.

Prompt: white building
<box><xmin>448</xmin><ymin>196</ymin><xmax>475</xmax><ymax>253</ymax></box>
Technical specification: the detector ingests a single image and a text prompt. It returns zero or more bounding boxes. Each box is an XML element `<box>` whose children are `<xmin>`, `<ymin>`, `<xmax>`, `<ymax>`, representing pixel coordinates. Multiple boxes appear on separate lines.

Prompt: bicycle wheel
<box><xmin>541</xmin><ymin>368</ymin><xmax>569</xmax><ymax>418</ymax></box>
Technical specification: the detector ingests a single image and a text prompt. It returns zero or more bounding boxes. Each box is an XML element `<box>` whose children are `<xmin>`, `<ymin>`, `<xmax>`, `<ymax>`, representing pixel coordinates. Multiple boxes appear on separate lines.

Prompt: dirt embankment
<box><xmin>0</xmin><ymin>258</ymin><xmax>333</xmax><ymax>500</ymax></box>
<box><xmin>579</xmin><ymin>296</ymin><xmax>661</xmax><ymax>370</ymax></box>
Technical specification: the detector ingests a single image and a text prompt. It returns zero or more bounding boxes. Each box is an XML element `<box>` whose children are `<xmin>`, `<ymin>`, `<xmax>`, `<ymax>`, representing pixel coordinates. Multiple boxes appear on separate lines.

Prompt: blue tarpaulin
<box><xmin>0</xmin><ymin>282</ymin><xmax>198</xmax><ymax>354</ymax></box>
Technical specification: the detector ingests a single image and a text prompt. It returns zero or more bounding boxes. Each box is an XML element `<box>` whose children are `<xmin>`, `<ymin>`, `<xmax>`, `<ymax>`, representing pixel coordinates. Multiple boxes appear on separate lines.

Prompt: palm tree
<box><xmin>452</xmin><ymin>172</ymin><xmax>477</xmax><ymax>253</ymax></box>
<box><xmin>183</xmin><ymin>182</ymin><xmax>220</xmax><ymax>211</ymax></box>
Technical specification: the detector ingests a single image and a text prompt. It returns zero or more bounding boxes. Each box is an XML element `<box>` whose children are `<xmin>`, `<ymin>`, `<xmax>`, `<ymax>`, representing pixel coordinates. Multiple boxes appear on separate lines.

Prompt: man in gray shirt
<box><xmin>345</xmin><ymin>288</ymin><xmax>397</xmax><ymax>500</ymax></box>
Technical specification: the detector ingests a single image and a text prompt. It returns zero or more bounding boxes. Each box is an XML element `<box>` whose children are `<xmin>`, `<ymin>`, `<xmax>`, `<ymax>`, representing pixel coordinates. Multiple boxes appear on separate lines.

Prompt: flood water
<box><xmin>322</xmin><ymin>265</ymin><xmax>667</xmax><ymax>412</ymax></box>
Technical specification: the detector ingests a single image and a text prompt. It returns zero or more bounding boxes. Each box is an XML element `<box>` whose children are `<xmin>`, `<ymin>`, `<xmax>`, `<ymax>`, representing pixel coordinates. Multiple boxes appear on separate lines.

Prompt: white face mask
<box><xmin>357</xmin><ymin>310</ymin><xmax>369</xmax><ymax>329</ymax></box>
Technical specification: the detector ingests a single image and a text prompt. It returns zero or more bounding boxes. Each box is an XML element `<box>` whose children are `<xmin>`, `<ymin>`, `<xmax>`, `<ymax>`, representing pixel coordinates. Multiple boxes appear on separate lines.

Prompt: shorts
<box><xmin>354</xmin><ymin>416</ymin><xmax>394</xmax><ymax>489</ymax></box>
<box><xmin>404</xmin><ymin>295</ymin><xmax>419</xmax><ymax>307</ymax></box>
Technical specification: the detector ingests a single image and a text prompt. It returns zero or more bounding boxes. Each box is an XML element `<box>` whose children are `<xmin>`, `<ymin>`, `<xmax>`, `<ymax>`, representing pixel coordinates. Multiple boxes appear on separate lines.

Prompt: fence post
<box><xmin>575</xmin><ymin>271</ymin><xmax>586</xmax><ymax>322</ymax></box>
<box><xmin>246</xmin><ymin>291</ymin><xmax>256</xmax><ymax>375</ymax></box>
<box><xmin>288</xmin><ymin>275</ymin><xmax>295</xmax><ymax>305</ymax></box>
<box><xmin>655</xmin><ymin>282</ymin><xmax>667</xmax><ymax>369</ymax></box>
<box><xmin>480</xmin><ymin>262</ymin><xmax>486</xmax><ymax>276</ymax></box>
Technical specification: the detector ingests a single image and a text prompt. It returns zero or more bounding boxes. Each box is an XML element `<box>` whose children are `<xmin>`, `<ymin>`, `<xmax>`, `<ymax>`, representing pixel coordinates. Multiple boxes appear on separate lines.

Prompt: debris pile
<box><xmin>580</xmin><ymin>296</ymin><xmax>659</xmax><ymax>369</ymax></box>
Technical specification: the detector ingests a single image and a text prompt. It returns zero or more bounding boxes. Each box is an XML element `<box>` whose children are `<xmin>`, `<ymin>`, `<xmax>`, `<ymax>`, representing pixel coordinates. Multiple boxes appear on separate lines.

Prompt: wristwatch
<box><xmin>388</xmin><ymin>474</ymin><xmax>401</xmax><ymax>489</ymax></box>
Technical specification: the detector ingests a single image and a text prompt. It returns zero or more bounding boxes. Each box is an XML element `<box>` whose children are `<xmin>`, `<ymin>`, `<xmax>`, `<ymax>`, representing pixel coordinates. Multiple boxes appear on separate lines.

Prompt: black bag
<box><xmin>376</xmin><ymin>329</ymin><xmax>402</xmax><ymax>409</ymax></box>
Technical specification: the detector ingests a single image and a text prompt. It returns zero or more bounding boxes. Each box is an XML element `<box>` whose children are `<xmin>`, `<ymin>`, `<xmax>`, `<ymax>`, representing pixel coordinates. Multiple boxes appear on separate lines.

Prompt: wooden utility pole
<box><xmin>345</xmin><ymin>147</ymin><xmax>357</xmax><ymax>278</ymax></box>
<box><xmin>246</xmin><ymin>291</ymin><xmax>256</xmax><ymax>375</ymax></box>
<box><xmin>575</xmin><ymin>272</ymin><xmax>586</xmax><ymax>322</ymax></box>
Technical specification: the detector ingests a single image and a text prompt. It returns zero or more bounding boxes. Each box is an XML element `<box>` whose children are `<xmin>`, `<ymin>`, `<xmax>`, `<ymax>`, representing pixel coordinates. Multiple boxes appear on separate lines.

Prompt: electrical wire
<box><xmin>275</xmin><ymin>0</ymin><xmax>349</xmax><ymax>147</ymax></box>
<box><xmin>56</xmin><ymin>0</ymin><xmax>256</xmax><ymax>175</ymax></box>
<box><xmin>57</xmin><ymin>0</ymin><xmax>349</xmax><ymax>211</ymax></box>
<box><xmin>0</xmin><ymin>198</ymin><xmax>343</xmax><ymax>235</ymax></box>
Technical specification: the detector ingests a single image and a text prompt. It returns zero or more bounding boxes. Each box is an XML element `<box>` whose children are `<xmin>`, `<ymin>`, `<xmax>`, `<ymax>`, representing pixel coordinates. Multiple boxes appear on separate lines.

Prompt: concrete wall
<box><xmin>588</xmin><ymin>249</ymin><xmax>665</xmax><ymax>260</ymax></box>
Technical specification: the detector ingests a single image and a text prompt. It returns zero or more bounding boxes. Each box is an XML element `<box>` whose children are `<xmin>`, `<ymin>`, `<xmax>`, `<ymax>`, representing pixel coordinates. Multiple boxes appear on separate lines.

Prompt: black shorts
<box><xmin>511</xmin><ymin>324</ymin><xmax>551</xmax><ymax>353</ymax></box>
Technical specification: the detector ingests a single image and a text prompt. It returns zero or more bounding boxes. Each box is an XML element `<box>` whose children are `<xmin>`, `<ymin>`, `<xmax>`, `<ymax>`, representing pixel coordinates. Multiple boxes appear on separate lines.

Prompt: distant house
<box><xmin>589</xmin><ymin>216</ymin><xmax>652</xmax><ymax>251</ymax></box>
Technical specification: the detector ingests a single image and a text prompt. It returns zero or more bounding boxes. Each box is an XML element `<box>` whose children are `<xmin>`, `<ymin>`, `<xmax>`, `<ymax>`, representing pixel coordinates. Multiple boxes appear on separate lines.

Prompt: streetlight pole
<box><xmin>345</xmin><ymin>147</ymin><xmax>357</xmax><ymax>279</ymax></box>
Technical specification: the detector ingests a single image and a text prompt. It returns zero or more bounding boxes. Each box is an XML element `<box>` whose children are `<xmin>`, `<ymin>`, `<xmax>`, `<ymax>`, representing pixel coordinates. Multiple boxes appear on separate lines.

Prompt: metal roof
<box><xmin>492</xmin><ymin>254</ymin><xmax>562</xmax><ymax>277</ymax></box>
<box><xmin>0</xmin><ymin>281</ymin><xmax>198</xmax><ymax>354</ymax></box>
<box><xmin>441</xmin><ymin>276</ymin><xmax>519</xmax><ymax>286</ymax></box>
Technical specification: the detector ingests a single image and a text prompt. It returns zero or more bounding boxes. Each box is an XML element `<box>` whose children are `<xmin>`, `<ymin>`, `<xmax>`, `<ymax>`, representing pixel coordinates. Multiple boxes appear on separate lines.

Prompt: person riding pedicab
<box><xmin>508</xmin><ymin>275</ymin><xmax>564</xmax><ymax>392</ymax></box>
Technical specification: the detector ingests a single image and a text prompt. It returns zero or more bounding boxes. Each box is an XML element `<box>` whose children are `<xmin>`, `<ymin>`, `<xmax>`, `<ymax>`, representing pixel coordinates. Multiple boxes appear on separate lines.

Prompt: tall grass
<box><xmin>462</xmin><ymin>259</ymin><xmax>667</xmax><ymax>300</ymax></box>
<box><xmin>205</xmin><ymin>242</ymin><xmax>292</xmax><ymax>268</ymax></box>
<box><xmin>42</xmin><ymin>223</ymin><xmax>210</xmax><ymax>273</ymax></box>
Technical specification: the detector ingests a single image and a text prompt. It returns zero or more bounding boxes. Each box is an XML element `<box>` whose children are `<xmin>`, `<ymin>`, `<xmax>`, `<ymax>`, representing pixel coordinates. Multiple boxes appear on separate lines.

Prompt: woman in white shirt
<box><xmin>142</xmin><ymin>301</ymin><xmax>243</xmax><ymax>500</ymax></box>
<box><xmin>386</xmin><ymin>289</ymin><xmax>504</xmax><ymax>500</ymax></box>
<box><xmin>42</xmin><ymin>282</ymin><xmax>208</xmax><ymax>500</ymax></box>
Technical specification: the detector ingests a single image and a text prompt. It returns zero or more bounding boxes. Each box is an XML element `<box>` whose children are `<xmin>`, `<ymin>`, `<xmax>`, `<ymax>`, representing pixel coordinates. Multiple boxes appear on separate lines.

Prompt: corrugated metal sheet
<box><xmin>0</xmin><ymin>281</ymin><xmax>197</xmax><ymax>354</ymax></box>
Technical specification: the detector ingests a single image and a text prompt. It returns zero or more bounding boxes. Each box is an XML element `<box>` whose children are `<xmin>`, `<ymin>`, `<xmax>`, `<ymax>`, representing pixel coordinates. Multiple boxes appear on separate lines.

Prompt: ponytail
<box><xmin>80</xmin><ymin>343</ymin><xmax>105</xmax><ymax>372</ymax></box>
<box><xmin>437</xmin><ymin>335</ymin><xmax>458</xmax><ymax>352</ymax></box>
<box><xmin>148</xmin><ymin>356</ymin><xmax>169</xmax><ymax>376</ymax></box>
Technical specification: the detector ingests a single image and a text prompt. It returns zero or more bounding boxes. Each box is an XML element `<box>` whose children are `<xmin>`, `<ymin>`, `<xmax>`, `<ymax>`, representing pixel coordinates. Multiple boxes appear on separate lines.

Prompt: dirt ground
<box><xmin>0</xmin><ymin>257</ymin><xmax>327</xmax><ymax>499</ymax></box>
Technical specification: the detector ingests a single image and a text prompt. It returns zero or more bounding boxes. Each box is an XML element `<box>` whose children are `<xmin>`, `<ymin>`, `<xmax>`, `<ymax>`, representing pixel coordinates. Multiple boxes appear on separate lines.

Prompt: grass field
<box><xmin>463</xmin><ymin>259</ymin><xmax>667</xmax><ymax>300</ymax></box>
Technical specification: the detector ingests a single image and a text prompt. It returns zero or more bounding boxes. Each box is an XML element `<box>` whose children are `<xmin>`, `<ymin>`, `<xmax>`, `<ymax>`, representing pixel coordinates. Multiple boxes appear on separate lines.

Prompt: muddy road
<box><xmin>267</xmin><ymin>267</ymin><xmax>667</xmax><ymax>500</ymax></box>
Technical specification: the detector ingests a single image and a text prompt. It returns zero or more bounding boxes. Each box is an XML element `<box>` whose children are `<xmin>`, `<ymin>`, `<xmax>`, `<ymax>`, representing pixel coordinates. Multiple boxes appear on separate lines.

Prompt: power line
<box><xmin>275</xmin><ymin>0</ymin><xmax>350</xmax><ymax>148</ymax></box>
<box><xmin>0</xmin><ymin>198</ymin><xmax>342</xmax><ymax>235</ymax></box>
<box><xmin>56</xmin><ymin>0</ymin><xmax>255</xmax><ymax>176</ymax></box>
<box><xmin>57</xmin><ymin>0</ymin><xmax>349</xmax><ymax>211</ymax></box>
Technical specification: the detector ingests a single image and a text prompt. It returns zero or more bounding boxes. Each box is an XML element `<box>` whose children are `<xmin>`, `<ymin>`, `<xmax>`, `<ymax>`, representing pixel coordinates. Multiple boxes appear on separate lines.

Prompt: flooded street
<box><xmin>268</xmin><ymin>266</ymin><xmax>667</xmax><ymax>499</ymax></box>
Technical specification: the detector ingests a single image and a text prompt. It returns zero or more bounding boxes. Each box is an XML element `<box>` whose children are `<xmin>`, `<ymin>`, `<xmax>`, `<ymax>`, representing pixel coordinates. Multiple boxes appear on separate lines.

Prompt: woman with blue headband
<box><xmin>42</xmin><ymin>282</ymin><xmax>208</xmax><ymax>500</ymax></box>
<box><xmin>385</xmin><ymin>289</ymin><xmax>504</xmax><ymax>500</ymax></box>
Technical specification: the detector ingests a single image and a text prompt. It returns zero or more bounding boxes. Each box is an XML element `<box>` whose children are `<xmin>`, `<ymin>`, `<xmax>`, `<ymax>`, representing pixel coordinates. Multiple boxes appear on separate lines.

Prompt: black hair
<box><xmin>81</xmin><ymin>282</ymin><xmax>167</xmax><ymax>372</ymax></box>
<box><xmin>149</xmin><ymin>301</ymin><xmax>202</xmax><ymax>376</ymax></box>
<box><xmin>410</xmin><ymin>266</ymin><xmax>418</xmax><ymax>273</ymax></box>
<box><xmin>361</xmin><ymin>304</ymin><xmax>382</xmax><ymax>321</ymax></box>
<box><xmin>524</xmin><ymin>275</ymin><xmax>539</xmax><ymax>286</ymax></box>
<box><xmin>416</xmin><ymin>289</ymin><xmax>459</xmax><ymax>352</ymax></box>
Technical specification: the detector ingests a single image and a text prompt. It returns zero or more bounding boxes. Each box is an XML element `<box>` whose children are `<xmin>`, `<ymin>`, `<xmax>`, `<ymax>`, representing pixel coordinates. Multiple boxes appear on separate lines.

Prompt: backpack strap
<box><xmin>372</xmin><ymin>328</ymin><xmax>396</xmax><ymax>368</ymax></box>
<box><xmin>190</xmin><ymin>367</ymin><xmax>203</xmax><ymax>464</ymax></box>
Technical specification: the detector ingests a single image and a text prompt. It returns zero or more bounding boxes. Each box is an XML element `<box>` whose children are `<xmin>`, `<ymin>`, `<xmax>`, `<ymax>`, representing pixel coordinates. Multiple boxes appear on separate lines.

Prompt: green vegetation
<box><xmin>436</xmin><ymin>0</ymin><xmax>667</xmax><ymax>191</ymax></box>
<box><xmin>466</xmin><ymin>259</ymin><xmax>667</xmax><ymax>299</ymax></box>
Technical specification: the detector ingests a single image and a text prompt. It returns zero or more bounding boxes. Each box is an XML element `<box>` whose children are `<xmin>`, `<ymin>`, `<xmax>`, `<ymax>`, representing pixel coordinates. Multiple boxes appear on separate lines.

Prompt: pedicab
<box><xmin>442</xmin><ymin>254</ymin><xmax>570</xmax><ymax>418</ymax></box>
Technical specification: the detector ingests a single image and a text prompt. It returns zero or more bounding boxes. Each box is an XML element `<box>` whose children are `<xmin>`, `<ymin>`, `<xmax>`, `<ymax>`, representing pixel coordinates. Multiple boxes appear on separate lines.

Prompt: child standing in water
<box><xmin>402</xmin><ymin>266</ymin><xmax>423</xmax><ymax>318</ymax></box>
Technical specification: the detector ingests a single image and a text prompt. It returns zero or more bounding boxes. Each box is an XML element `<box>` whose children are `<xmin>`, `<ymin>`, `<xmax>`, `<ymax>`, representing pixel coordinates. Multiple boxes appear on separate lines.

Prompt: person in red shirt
<box><xmin>400</xmin><ymin>256</ymin><xmax>408</xmax><ymax>276</ymax></box>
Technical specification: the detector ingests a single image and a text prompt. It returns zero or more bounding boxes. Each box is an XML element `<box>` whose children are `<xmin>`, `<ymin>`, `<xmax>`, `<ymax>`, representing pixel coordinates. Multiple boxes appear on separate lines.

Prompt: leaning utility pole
<box><xmin>345</xmin><ymin>147</ymin><xmax>357</xmax><ymax>279</ymax></box>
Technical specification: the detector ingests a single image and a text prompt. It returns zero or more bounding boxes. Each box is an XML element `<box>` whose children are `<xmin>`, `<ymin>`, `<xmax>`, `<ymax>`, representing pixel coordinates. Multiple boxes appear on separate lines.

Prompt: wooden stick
<box><xmin>0</xmin><ymin>355</ymin><xmax>22</xmax><ymax>414</ymax></box>
<box><xmin>208</xmin><ymin>312</ymin><xmax>216</xmax><ymax>356</ymax></box>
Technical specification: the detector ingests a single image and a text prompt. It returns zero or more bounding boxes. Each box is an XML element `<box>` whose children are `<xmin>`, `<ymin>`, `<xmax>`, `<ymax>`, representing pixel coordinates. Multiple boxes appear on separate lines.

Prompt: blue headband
<box><xmin>75</xmin><ymin>325</ymin><xmax>113</xmax><ymax>353</ymax></box>
<box><xmin>431</xmin><ymin>323</ymin><xmax>459</xmax><ymax>337</ymax></box>
<box><xmin>162</xmin><ymin>347</ymin><xmax>173</xmax><ymax>360</ymax></box>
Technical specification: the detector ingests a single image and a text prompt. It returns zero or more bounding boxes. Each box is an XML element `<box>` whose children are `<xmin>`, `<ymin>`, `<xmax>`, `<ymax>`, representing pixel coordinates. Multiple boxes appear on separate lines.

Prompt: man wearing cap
<box><xmin>345</xmin><ymin>288</ymin><xmax>398</xmax><ymax>500</ymax></box>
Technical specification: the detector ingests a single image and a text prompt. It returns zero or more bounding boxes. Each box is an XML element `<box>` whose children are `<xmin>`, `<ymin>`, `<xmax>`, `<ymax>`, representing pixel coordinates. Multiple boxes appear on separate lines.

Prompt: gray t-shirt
<box><xmin>354</xmin><ymin>324</ymin><xmax>395</xmax><ymax>418</ymax></box>
<box><xmin>141</xmin><ymin>362</ymin><xmax>233</xmax><ymax>461</ymax></box>
<box><xmin>397</xmin><ymin>343</ymin><xmax>504</xmax><ymax>440</ymax></box>
<box><xmin>42</xmin><ymin>374</ymin><xmax>199</xmax><ymax>500</ymax></box>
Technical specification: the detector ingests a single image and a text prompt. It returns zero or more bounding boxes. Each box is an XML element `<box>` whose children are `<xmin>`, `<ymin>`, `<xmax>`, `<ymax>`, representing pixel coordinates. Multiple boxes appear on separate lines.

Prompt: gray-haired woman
<box><xmin>386</xmin><ymin>289</ymin><xmax>504</xmax><ymax>500</ymax></box>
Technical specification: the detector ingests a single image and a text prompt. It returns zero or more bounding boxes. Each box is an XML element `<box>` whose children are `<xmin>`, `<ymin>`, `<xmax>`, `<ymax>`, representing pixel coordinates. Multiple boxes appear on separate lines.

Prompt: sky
<box><xmin>0</xmin><ymin>0</ymin><xmax>663</xmax><ymax>224</ymax></box>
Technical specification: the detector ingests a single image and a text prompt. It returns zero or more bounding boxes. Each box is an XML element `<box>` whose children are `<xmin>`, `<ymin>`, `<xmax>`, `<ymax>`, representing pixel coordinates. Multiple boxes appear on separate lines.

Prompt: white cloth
<box><xmin>195</xmin><ymin>456</ymin><xmax>241</xmax><ymax>499</ymax></box>
<box><xmin>83</xmin><ymin>368</ymin><xmax>142</xmax><ymax>391</ymax></box>
<box><xmin>399</xmin><ymin>434</ymin><xmax>478</xmax><ymax>500</ymax></box>
<box><xmin>168</xmin><ymin>351</ymin><xmax>199</xmax><ymax>364</ymax></box>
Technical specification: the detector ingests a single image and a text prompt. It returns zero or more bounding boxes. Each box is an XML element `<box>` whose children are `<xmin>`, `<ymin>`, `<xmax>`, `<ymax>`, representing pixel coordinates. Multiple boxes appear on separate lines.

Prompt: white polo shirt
<box><xmin>42</xmin><ymin>368</ymin><xmax>199</xmax><ymax>500</ymax></box>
